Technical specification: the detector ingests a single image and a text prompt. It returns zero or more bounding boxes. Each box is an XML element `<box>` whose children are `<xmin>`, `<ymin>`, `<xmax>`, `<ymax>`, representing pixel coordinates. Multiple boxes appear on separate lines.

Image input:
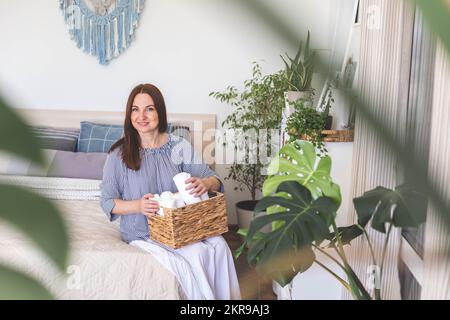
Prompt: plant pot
<box><xmin>236</xmin><ymin>200</ymin><xmax>271</xmax><ymax>233</ymax></box>
<box><xmin>281</xmin><ymin>91</ymin><xmax>312</xmax><ymax>146</ymax></box>
<box><xmin>324</xmin><ymin>115</ymin><xmax>333</xmax><ymax>130</ymax></box>
<box><xmin>283</xmin><ymin>91</ymin><xmax>311</xmax><ymax>118</ymax></box>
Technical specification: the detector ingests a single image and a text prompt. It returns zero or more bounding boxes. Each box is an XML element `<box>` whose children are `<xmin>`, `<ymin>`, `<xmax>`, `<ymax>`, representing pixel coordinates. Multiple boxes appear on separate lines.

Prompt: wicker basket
<box><xmin>147</xmin><ymin>191</ymin><xmax>228</xmax><ymax>249</ymax></box>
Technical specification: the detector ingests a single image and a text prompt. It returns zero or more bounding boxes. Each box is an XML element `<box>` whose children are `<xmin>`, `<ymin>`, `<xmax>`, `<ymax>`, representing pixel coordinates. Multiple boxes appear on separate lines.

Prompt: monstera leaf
<box><xmin>263</xmin><ymin>141</ymin><xmax>342</xmax><ymax>205</ymax></box>
<box><xmin>245</xmin><ymin>181</ymin><xmax>338</xmax><ymax>286</ymax></box>
<box><xmin>353</xmin><ymin>184</ymin><xmax>427</xmax><ymax>233</ymax></box>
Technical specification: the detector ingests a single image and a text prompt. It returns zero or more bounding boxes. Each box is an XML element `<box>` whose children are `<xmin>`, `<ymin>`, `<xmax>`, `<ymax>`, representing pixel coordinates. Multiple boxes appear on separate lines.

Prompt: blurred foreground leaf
<box><xmin>416</xmin><ymin>0</ymin><xmax>450</xmax><ymax>54</ymax></box>
<box><xmin>0</xmin><ymin>265</ymin><xmax>53</xmax><ymax>300</ymax></box>
<box><xmin>0</xmin><ymin>97</ymin><xmax>43</xmax><ymax>165</ymax></box>
<box><xmin>0</xmin><ymin>184</ymin><xmax>68</xmax><ymax>271</ymax></box>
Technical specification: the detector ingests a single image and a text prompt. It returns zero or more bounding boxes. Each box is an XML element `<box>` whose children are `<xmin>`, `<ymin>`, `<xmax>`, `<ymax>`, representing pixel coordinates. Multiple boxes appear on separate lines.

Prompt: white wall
<box><xmin>0</xmin><ymin>0</ymin><xmax>354</xmax><ymax>224</ymax></box>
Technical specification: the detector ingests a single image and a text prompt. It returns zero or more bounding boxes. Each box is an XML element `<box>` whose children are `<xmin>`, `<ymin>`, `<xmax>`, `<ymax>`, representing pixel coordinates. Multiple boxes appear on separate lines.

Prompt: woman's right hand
<box><xmin>140</xmin><ymin>193</ymin><xmax>160</xmax><ymax>217</ymax></box>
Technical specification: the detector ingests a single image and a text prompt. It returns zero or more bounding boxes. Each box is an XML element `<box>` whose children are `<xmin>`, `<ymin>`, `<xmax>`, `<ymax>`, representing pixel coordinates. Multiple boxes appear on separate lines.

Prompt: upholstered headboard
<box><xmin>16</xmin><ymin>109</ymin><xmax>217</xmax><ymax>166</ymax></box>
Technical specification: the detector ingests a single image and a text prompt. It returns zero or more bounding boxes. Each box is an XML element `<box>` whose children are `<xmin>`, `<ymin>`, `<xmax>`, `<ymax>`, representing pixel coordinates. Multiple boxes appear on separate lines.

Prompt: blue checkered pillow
<box><xmin>77</xmin><ymin>122</ymin><xmax>190</xmax><ymax>153</ymax></box>
<box><xmin>77</xmin><ymin>122</ymin><xmax>124</xmax><ymax>153</ymax></box>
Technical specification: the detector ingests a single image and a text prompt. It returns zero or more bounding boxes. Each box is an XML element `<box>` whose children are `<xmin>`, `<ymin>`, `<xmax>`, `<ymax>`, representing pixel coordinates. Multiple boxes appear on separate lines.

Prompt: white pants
<box><xmin>130</xmin><ymin>236</ymin><xmax>241</xmax><ymax>300</ymax></box>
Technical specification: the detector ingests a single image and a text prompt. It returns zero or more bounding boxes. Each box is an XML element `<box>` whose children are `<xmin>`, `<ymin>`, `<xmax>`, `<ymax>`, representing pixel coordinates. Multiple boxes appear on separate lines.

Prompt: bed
<box><xmin>0</xmin><ymin>109</ymin><xmax>217</xmax><ymax>299</ymax></box>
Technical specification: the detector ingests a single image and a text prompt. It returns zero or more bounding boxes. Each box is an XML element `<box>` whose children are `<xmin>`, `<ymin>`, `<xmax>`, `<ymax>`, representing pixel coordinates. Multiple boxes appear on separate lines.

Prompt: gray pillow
<box><xmin>30</xmin><ymin>126</ymin><xmax>80</xmax><ymax>152</ymax></box>
<box><xmin>0</xmin><ymin>149</ymin><xmax>107</xmax><ymax>180</ymax></box>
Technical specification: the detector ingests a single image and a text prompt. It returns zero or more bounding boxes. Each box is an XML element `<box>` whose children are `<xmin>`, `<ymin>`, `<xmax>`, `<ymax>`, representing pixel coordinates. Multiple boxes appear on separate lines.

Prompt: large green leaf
<box><xmin>0</xmin><ymin>264</ymin><xmax>53</xmax><ymax>300</ymax></box>
<box><xmin>264</xmin><ymin>141</ymin><xmax>342</xmax><ymax>205</ymax></box>
<box><xmin>353</xmin><ymin>184</ymin><xmax>427</xmax><ymax>233</ymax></box>
<box><xmin>0</xmin><ymin>184</ymin><xmax>69</xmax><ymax>271</ymax></box>
<box><xmin>245</xmin><ymin>181</ymin><xmax>338</xmax><ymax>286</ymax></box>
<box><xmin>256</xmin><ymin>246</ymin><xmax>315</xmax><ymax>287</ymax></box>
<box><xmin>0</xmin><ymin>97</ymin><xmax>44</xmax><ymax>166</ymax></box>
<box><xmin>416</xmin><ymin>0</ymin><xmax>450</xmax><ymax>55</ymax></box>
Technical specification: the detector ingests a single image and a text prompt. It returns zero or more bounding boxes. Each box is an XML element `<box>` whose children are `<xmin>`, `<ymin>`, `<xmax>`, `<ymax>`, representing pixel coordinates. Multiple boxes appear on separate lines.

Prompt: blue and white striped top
<box><xmin>100</xmin><ymin>134</ymin><xmax>223</xmax><ymax>243</ymax></box>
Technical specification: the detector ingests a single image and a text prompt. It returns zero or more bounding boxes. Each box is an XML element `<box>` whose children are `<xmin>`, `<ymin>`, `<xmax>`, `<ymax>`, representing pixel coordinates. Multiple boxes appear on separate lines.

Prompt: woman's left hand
<box><xmin>185</xmin><ymin>177</ymin><xmax>208</xmax><ymax>197</ymax></box>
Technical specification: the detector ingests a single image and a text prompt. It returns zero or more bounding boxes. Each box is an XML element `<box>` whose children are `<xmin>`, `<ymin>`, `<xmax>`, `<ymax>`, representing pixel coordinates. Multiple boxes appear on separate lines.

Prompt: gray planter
<box><xmin>236</xmin><ymin>200</ymin><xmax>271</xmax><ymax>233</ymax></box>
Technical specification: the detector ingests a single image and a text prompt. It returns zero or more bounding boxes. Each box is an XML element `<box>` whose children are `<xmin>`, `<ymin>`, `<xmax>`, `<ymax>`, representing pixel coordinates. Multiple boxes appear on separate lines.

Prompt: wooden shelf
<box><xmin>300</xmin><ymin>130</ymin><xmax>354</xmax><ymax>143</ymax></box>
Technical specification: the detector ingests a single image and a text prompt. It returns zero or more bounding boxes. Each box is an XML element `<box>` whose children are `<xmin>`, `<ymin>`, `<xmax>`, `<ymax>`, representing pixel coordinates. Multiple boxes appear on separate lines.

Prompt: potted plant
<box><xmin>280</xmin><ymin>31</ymin><xmax>316</xmax><ymax>145</ymax></box>
<box><xmin>285</xmin><ymin>84</ymin><xmax>334</xmax><ymax>155</ymax></box>
<box><xmin>317</xmin><ymin>81</ymin><xmax>334</xmax><ymax>130</ymax></box>
<box><xmin>237</xmin><ymin>140</ymin><xmax>427</xmax><ymax>300</ymax></box>
<box><xmin>210</xmin><ymin>62</ymin><xmax>287</xmax><ymax>232</ymax></box>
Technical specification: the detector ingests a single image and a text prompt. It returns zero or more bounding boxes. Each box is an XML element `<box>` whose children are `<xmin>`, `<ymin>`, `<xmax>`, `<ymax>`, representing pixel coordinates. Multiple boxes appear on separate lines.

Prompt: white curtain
<box><xmin>422</xmin><ymin>44</ymin><xmax>450</xmax><ymax>300</ymax></box>
<box><xmin>344</xmin><ymin>0</ymin><xmax>415</xmax><ymax>300</ymax></box>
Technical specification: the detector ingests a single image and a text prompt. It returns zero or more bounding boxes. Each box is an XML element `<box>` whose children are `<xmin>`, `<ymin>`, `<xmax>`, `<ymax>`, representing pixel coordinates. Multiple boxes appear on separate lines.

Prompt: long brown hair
<box><xmin>109</xmin><ymin>83</ymin><xmax>168</xmax><ymax>171</ymax></box>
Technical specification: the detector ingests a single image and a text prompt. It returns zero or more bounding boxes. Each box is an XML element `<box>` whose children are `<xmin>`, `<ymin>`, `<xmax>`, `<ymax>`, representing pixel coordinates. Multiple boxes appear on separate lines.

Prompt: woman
<box><xmin>100</xmin><ymin>83</ymin><xmax>241</xmax><ymax>300</ymax></box>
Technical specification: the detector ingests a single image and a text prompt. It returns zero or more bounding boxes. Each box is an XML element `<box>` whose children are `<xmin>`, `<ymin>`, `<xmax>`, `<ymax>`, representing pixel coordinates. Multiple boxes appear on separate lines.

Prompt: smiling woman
<box><xmin>100</xmin><ymin>83</ymin><xmax>241</xmax><ymax>300</ymax></box>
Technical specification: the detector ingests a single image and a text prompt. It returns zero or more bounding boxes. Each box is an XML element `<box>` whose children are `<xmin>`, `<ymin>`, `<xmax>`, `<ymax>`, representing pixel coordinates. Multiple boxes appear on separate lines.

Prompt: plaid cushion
<box><xmin>77</xmin><ymin>122</ymin><xmax>124</xmax><ymax>153</ymax></box>
<box><xmin>77</xmin><ymin>122</ymin><xmax>191</xmax><ymax>153</ymax></box>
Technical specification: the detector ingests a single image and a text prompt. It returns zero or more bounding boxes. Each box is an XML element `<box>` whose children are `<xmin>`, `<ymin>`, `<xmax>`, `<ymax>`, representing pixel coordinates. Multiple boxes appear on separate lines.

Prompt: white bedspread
<box><xmin>0</xmin><ymin>175</ymin><xmax>183</xmax><ymax>299</ymax></box>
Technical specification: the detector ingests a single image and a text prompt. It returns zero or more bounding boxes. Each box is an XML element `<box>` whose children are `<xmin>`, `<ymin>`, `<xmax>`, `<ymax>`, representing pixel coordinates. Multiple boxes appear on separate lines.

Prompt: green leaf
<box><xmin>353</xmin><ymin>187</ymin><xmax>390</xmax><ymax>227</ymax></box>
<box><xmin>245</xmin><ymin>182</ymin><xmax>338</xmax><ymax>285</ymax></box>
<box><xmin>353</xmin><ymin>184</ymin><xmax>427</xmax><ymax>233</ymax></box>
<box><xmin>0</xmin><ymin>264</ymin><xmax>54</xmax><ymax>299</ymax></box>
<box><xmin>416</xmin><ymin>0</ymin><xmax>450</xmax><ymax>55</ymax></box>
<box><xmin>257</xmin><ymin>246</ymin><xmax>315</xmax><ymax>287</ymax></box>
<box><xmin>237</xmin><ymin>228</ymin><xmax>248</xmax><ymax>237</ymax></box>
<box><xmin>234</xmin><ymin>242</ymin><xmax>246</xmax><ymax>260</ymax></box>
<box><xmin>327</xmin><ymin>225</ymin><xmax>364</xmax><ymax>246</ymax></box>
<box><xmin>0</xmin><ymin>97</ymin><xmax>44</xmax><ymax>166</ymax></box>
<box><xmin>266</xmin><ymin>191</ymin><xmax>290</xmax><ymax>230</ymax></box>
<box><xmin>294</xmin><ymin>41</ymin><xmax>303</xmax><ymax>63</ymax></box>
<box><xmin>264</xmin><ymin>141</ymin><xmax>342</xmax><ymax>205</ymax></box>
<box><xmin>0</xmin><ymin>184</ymin><xmax>69</xmax><ymax>271</ymax></box>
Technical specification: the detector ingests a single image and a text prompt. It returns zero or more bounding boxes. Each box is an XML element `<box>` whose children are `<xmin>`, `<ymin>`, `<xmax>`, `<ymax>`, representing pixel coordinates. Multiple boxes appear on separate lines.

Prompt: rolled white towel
<box><xmin>173</xmin><ymin>193</ymin><xmax>186</xmax><ymax>208</ymax></box>
<box><xmin>200</xmin><ymin>192</ymin><xmax>209</xmax><ymax>201</ymax></box>
<box><xmin>160</xmin><ymin>191</ymin><xmax>174</xmax><ymax>200</ymax></box>
<box><xmin>151</xmin><ymin>194</ymin><xmax>165</xmax><ymax>216</ymax></box>
<box><xmin>173</xmin><ymin>172</ymin><xmax>202</xmax><ymax>205</ymax></box>
<box><xmin>159</xmin><ymin>198</ymin><xmax>177</xmax><ymax>210</ymax></box>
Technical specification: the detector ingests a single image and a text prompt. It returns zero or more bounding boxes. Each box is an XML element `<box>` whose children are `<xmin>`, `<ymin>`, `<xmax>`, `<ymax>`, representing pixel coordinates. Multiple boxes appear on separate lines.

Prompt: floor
<box><xmin>223</xmin><ymin>225</ymin><xmax>277</xmax><ymax>300</ymax></box>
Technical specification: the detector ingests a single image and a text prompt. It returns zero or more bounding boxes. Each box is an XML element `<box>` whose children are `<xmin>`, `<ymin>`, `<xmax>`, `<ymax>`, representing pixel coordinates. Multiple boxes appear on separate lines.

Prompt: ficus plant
<box><xmin>209</xmin><ymin>62</ymin><xmax>288</xmax><ymax>201</ymax></box>
<box><xmin>237</xmin><ymin>140</ymin><xmax>427</xmax><ymax>300</ymax></box>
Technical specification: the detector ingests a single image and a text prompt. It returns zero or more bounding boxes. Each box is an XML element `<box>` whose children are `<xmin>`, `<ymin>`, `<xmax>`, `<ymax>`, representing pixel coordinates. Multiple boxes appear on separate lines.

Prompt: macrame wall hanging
<box><xmin>60</xmin><ymin>0</ymin><xmax>146</xmax><ymax>65</ymax></box>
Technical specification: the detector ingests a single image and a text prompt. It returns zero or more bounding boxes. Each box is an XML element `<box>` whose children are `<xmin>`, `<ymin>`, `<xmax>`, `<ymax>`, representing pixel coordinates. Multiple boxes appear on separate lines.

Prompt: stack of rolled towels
<box><xmin>153</xmin><ymin>172</ymin><xmax>209</xmax><ymax>216</ymax></box>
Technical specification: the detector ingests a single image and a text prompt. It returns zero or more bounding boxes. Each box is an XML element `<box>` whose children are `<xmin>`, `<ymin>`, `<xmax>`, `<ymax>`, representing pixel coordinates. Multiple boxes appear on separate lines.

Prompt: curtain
<box><xmin>344</xmin><ymin>0</ymin><xmax>415</xmax><ymax>299</ymax></box>
<box><xmin>421</xmin><ymin>44</ymin><xmax>450</xmax><ymax>300</ymax></box>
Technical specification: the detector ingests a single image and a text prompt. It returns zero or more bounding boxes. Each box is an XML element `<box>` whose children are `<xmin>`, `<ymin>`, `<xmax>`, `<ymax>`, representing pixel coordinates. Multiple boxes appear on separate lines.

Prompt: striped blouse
<box><xmin>100</xmin><ymin>134</ymin><xmax>223</xmax><ymax>243</ymax></box>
